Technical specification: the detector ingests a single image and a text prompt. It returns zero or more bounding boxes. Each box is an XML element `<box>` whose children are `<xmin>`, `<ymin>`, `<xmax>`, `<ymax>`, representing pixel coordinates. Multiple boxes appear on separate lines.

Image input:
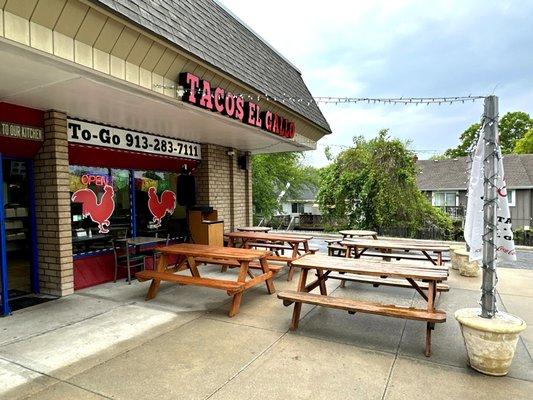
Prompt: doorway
<box><xmin>0</xmin><ymin>157</ymin><xmax>40</xmax><ymax>315</ymax></box>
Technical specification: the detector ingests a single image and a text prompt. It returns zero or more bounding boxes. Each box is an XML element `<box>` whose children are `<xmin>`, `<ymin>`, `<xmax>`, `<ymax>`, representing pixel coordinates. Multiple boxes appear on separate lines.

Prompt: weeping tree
<box><xmin>252</xmin><ymin>152</ymin><xmax>318</xmax><ymax>222</ymax></box>
<box><xmin>317</xmin><ymin>129</ymin><xmax>452</xmax><ymax>235</ymax></box>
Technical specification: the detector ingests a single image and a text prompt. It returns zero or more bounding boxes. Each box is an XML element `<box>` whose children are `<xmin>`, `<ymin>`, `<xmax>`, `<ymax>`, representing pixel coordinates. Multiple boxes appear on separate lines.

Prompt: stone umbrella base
<box><xmin>455</xmin><ymin>308</ymin><xmax>526</xmax><ymax>376</ymax></box>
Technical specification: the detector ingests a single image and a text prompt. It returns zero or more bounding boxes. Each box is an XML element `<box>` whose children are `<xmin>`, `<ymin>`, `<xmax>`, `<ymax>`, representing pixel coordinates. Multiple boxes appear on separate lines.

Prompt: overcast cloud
<box><xmin>219</xmin><ymin>0</ymin><xmax>533</xmax><ymax>166</ymax></box>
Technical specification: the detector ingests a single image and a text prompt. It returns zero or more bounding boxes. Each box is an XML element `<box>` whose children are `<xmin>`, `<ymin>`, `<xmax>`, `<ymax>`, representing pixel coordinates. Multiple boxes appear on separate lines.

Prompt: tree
<box><xmin>317</xmin><ymin>129</ymin><xmax>452</xmax><ymax>235</ymax></box>
<box><xmin>514</xmin><ymin>128</ymin><xmax>533</xmax><ymax>154</ymax></box>
<box><xmin>443</xmin><ymin>123</ymin><xmax>480</xmax><ymax>158</ymax></box>
<box><xmin>499</xmin><ymin>112</ymin><xmax>532</xmax><ymax>153</ymax></box>
<box><xmin>443</xmin><ymin>111</ymin><xmax>532</xmax><ymax>157</ymax></box>
<box><xmin>252</xmin><ymin>152</ymin><xmax>316</xmax><ymax>220</ymax></box>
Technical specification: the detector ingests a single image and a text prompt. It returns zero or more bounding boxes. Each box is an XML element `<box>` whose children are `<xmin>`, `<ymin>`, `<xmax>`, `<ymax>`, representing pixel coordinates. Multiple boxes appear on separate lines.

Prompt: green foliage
<box><xmin>443</xmin><ymin>111</ymin><xmax>532</xmax><ymax>157</ymax></box>
<box><xmin>252</xmin><ymin>152</ymin><xmax>317</xmax><ymax>220</ymax></box>
<box><xmin>513</xmin><ymin>128</ymin><xmax>533</xmax><ymax>154</ymax></box>
<box><xmin>443</xmin><ymin>123</ymin><xmax>480</xmax><ymax>158</ymax></box>
<box><xmin>317</xmin><ymin>130</ymin><xmax>452</xmax><ymax>235</ymax></box>
<box><xmin>499</xmin><ymin>111</ymin><xmax>532</xmax><ymax>153</ymax></box>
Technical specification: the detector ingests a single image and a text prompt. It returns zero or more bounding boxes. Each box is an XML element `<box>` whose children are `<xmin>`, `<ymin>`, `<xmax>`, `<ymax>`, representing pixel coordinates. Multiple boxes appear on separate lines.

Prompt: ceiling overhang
<box><xmin>0</xmin><ymin>38</ymin><xmax>313</xmax><ymax>154</ymax></box>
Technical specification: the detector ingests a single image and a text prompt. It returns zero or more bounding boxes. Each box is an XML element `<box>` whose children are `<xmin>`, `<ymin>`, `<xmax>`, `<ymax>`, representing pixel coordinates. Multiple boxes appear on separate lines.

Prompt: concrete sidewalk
<box><xmin>0</xmin><ymin>264</ymin><xmax>532</xmax><ymax>399</ymax></box>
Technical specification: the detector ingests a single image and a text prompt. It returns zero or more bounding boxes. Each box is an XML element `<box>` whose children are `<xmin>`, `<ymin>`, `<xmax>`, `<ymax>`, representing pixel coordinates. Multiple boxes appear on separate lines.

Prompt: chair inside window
<box><xmin>112</xmin><ymin>239</ymin><xmax>146</xmax><ymax>284</ymax></box>
<box><xmin>139</xmin><ymin>234</ymin><xmax>171</xmax><ymax>270</ymax></box>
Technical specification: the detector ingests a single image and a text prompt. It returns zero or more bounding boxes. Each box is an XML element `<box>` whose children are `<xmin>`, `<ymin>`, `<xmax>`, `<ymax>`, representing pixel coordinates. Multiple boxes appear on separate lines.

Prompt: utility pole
<box><xmin>481</xmin><ymin>95</ymin><xmax>498</xmax><ymax>318</ymax></box>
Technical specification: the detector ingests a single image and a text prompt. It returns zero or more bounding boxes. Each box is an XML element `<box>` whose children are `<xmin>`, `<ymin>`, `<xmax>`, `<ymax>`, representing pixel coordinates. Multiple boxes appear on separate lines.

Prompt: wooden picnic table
<box><xmin>136</xmin><ymin>243</ymin><xmax>275</xmax><ymax>317</ymax></box>
<box><xmin>339</xmin><ymin>230</ymin><xmax>378</xmax><ymax>239</ymax></box>
<box><xmin>236</xmin><ymin>226</ymin><xmax>272</xmax><ymax>232</ymax></box>
<box><xmin>226</xmin><ymin>231</ymin><xmax>316</xmax><ymax>281</ymax></box>
<box><xmin>341</xmin><ymin>238</ymin><xmax>449</xmax><ymax>266</ymax></box>
<box><xmin>278</xmin><ymin>254</ymin><xmax>447</xmax><ymax>356</ymax></box>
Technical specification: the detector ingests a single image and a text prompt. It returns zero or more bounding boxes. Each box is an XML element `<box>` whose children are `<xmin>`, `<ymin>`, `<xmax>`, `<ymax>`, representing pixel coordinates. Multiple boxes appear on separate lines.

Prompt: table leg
<box><xmin>316</xmin><ymin>269</ymin><xmax>327</xmax><ymax>295</ymax></box>
<box><xmin>287</xmin><ymin>243</ymin><xmax>299</xmax><ymax>281</ymax></box>
<box><xmin>229</xmin><ymin>260</ymin><xmax>250</xmax><ymax>317</ymax></box>
<box><xmin>425</xmin><ymin>281</ymin><xmax>436</xmax><ymax>357</ymax></box>
<box><xmin>146</xmin><ymin>253</ymin><xmax>167</xmax><ymax>300</ymax></box>
<box><xmin>260</xmin><ymin>257</ymin><xmax>275</xmax><ymax>294</ymax></box>
<box><xmin>290</xmin><ymin>268</ymin><xmax>309</xmax><ymax>330</ymax></box>
<box><xmin>422</xmin><ymin>250</ymin><xmax>437</xmax><ymax>266</ymax></box>
<box><xmin>340</xmin><ymin>245</ymin><xmax>353</xmax><ymax>288</ymax></box>
<box><xmin>186</xmin><ymin>256</ymin><xmax>201</xmax><ymax>278</ymax></box>
<box><xmin>223</xmin><ymin>238</ymin><xmax>235</xmax><ymax>273</ymax></box>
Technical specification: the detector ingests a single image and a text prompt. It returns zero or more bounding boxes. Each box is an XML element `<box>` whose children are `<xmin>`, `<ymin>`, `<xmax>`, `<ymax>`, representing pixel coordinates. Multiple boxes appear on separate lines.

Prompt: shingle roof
<box><xmin>90</xmin><ymin>0</ymin><xmax>331</xmax><ymax>133</ymax></box>
<box><xmin>416</xmin><ymin>154</ymin><xmax>533</xmax><ymax>190</ymax></box>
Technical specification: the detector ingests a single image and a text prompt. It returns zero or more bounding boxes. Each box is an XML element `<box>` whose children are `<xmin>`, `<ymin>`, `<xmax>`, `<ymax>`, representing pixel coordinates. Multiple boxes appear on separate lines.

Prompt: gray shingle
<box><xmin>416</xmin><ymin>154</ymin><xmax>533</xmax><ymax>190</ymax></box>
<box><xmin>90</xmin><ymin>0</ymin><xmax>330</xmax><ymax>132</ymax></box>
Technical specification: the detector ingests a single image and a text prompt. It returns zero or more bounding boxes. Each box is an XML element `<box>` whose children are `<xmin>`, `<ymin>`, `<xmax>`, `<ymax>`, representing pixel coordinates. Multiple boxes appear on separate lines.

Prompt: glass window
<box><xmin>69</xmin><ymin>166</ymin><xmax>131</xmax><ymax>254</ymax></box>
<box><xmin>433</xmin><ymin>192</ymin><xmax>456</xmax><ymax>207</ymax></box>
<box><xmin>507</xmin><ymin>190</ymin><xmax>515</xmax><ymax>207</ymax></box>
<box><xmin>134</xmin><ymin>170</ymin><xmax>185</xmax><ymax>238</ymax></box>
<box><xmin>291</xmin><ymin>203</ymin><xmax>298</xmax><ymax>213</ymax></box>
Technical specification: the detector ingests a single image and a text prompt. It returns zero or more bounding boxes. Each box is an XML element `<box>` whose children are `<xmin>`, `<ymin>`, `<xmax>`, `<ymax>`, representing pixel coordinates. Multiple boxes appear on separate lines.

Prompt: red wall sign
<box><xmin>179</xmin><ymin>72</ymin><xmax>296</xmax><ymax>139</ymax></box>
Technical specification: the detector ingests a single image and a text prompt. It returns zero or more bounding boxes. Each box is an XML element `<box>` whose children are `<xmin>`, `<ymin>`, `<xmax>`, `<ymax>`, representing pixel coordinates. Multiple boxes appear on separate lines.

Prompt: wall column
<box><xmin>34</xmin><ymin>110</ymin><xmax>74</xmax><ymax>296</ymax></box>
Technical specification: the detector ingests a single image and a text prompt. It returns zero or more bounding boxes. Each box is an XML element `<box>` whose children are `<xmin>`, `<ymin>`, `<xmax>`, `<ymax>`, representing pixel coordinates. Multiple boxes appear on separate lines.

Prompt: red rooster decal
<box><xmin>72</xmin><ymin>185</ymin><xmax>115</xmax><ymax>233</ymax></box>
<box><xmin>147</xmin><ymin>187</ymin><xmax>176</xmax><ymax>228</ymax></box>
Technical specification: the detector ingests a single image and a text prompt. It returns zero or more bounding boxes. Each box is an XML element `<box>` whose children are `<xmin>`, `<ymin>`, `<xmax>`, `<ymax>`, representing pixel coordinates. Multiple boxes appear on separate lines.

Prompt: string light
<box><xmin>153</xmin><ymin>83</ymin><xmax>487</xmax><ymax>107</ymax></box>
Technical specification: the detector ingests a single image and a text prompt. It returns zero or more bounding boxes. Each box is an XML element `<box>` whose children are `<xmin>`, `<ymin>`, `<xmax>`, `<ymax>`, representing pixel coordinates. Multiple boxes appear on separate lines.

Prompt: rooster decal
<box><xmin>147</xmin><ymin>187</ymin><xmax>176</xmax><ymax>228</ymax></box>
<box><xmin>71</xmin><ymin>185</ymin><xmax>115</xmax><ymax>233</ymax></box>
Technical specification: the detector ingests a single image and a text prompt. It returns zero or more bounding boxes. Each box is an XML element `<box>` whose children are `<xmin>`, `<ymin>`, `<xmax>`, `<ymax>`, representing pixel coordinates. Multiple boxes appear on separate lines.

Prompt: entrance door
<box><xmin>0</xmin><ymin>157</ymin><xmax>38</xmax><ymax>315</ymax></box>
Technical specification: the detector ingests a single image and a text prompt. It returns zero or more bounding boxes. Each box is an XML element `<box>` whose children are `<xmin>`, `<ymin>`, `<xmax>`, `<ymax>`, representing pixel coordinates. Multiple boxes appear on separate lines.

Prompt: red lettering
<box><xmin>246</xmin><ymin>102</ymin><xmax>256</xmax><ymax>125</ymax></box>
<box><xmin>199</xmin><ymin>80</ymin><xmax>213</xmax><ymax>109</ymax></box>
<box><xmin>235</xmin><ymin>97</ymin><xmax>244</xmax><ymax>121</ymax></box>
<box><xmin>255</xmin><ymin>105</ymin><xmax>262</xmax><ymax>128</ymax></box>
<box><xmin>272</xmin><ymin>114</ymin><xmax>279</xmax><ymax>134</ymax></box>
<box><xmin>263</xmin><ymin>111</ymin><xmax>273</xmax><ymax>131</ymax></box>
<box><xmin>288</xmin><ymin>122</ymin><xmax>295</xmax><ymax>138</ymax></box>
<box><xmin>214</xmin><ymin>87</ymin><xmax>225</xmax><ymax>113</ymax></box>
<box><xmin>179</xmin><ymin>72</ymin><xmax>200</xmax><ymax>104</ymax></box>
<box><xmin>224</xmin><ymin>93</ymin><xmax>236</xmax><ymax>117</ymax></box>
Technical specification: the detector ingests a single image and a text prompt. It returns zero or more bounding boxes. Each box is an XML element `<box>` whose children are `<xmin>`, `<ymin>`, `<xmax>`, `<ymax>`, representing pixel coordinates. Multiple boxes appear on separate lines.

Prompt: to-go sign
<box><xmin>67</xmin><ymin>119</ymin><xmax>201</xmax><ymax>160</ymax></box>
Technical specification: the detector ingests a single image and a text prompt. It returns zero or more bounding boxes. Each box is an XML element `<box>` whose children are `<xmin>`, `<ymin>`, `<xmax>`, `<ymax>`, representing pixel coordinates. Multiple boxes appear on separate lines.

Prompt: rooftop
<box><xmin>417</xmin><ymin>154</ymin><xmax>533</xmax><ymax>190</ymax></box>
<box><xmin>91</xmin><ymin>0</ymin><xmax>331</xmax><ymax>133</ymax></box>
<box><xmin>1</xmin><ymin>239</ymin><xmax>532</xmax><ymax>399</ymax></box>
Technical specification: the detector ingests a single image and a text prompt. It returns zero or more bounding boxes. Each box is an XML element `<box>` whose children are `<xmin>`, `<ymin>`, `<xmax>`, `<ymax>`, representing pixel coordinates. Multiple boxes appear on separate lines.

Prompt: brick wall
<box><xmin>195</xmin><ymin>144</ymin><xmax>252</xmax><ymax>231</ymax></box>
<box><xmin>34</xmin><ymin>111</ymin><xmax>74</xmax><ymax>296</ymax></box>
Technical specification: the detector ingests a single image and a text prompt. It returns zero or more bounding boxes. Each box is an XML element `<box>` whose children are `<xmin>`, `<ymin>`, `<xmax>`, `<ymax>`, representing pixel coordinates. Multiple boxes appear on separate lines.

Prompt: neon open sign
<box><xmin>81</xmin><ymin>174</ymin><xmax>110</xmax><ymax>186</ymax></box>
<box><xmin>179</xmin><ymin>72</ymin><xmax>296</xmax><ymax>139</ymax></box>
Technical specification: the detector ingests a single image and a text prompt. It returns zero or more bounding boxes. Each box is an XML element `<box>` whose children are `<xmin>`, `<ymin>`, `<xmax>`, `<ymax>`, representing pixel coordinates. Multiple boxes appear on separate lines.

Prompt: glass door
<box><xmin>0</xmin><ymin>156</ymin><xmax>38</xmax><ymax>315</ymax></box>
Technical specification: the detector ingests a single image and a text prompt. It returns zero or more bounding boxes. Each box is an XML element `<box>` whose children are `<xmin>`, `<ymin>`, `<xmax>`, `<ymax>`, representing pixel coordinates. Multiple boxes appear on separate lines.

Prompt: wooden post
<box><xmin>481</xmin><ymin>95</ymin><xmax>498</xmax><ymax>319</ymax></box>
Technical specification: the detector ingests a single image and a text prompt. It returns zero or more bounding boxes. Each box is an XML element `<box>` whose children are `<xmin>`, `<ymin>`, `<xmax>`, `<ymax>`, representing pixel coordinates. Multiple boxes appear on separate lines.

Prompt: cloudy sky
<box><xmin>219</xmin><ymin>0</ymin><xmax>533</xmax><ymax>166</ymax></box>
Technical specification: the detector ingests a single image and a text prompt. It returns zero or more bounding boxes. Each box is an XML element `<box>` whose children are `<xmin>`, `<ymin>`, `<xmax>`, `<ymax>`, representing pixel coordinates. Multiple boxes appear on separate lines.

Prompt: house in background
<box><xmin>278</xmin><ymin>186</ymin><xmax>322</xmax><ymax>230</ymax></box>
<box><xmin>281</xmin><ymin>187</ymin><xmax>321</xmax><ymax>217</ymax></box>
<box><xmin>417</xmin><ymin>154</ymin><xmax>533</xmax><ymax>229</ymax></box>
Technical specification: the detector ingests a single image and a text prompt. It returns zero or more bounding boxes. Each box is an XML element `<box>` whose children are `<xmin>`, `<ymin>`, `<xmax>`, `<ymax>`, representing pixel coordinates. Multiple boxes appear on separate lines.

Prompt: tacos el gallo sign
<box><xmin>179</xmin><ymin>72</ymin><xmax>295</xmax><ymax>139</ymax></box>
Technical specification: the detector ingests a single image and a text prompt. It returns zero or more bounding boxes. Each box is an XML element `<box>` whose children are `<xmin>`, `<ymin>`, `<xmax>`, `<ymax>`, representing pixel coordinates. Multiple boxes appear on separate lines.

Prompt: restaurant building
<box><xmin>0</xmin><ymin>0</ymin><xmax>331</xmax><ymax>315</ymax></box>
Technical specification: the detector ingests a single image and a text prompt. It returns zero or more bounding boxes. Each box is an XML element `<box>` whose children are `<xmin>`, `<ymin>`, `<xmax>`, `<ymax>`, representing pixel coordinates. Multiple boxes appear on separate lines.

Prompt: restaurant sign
<box><xmin>67</xmin><ymin>119</ymin><xmax>201</xmax><ymax>160</ymax></box>
<box><xmin>1</xmin><ymin>122</ymin><xmax>43</xmax><ymax>141</ymax></box>
<box><xmin>179</xmin><ymin>72</ymin><xmax>296</xmax><ymax>139</ymax></box>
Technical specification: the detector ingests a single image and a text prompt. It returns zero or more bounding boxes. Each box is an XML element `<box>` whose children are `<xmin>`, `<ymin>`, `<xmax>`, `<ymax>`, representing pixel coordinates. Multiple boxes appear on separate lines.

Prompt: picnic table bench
<box><xmin>278</xmin><ymin>254</ymin><xmax>447</xmax><ymax>356</ymax></box>
<box><xmin>226</xmin><ymin>231</ymin><xmax>318</xmax><ymax>281</ymax></box>
<box><xmin>136</xmin><ymin>243</ymin><xmax>275</xmax><ymax>317</ymax></box>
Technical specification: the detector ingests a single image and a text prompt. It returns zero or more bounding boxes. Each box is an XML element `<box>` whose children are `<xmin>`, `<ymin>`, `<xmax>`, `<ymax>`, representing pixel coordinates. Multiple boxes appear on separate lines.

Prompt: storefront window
<box><xmin>134</xmin><ymin>170</ymin><xmax>184</xmax><ymax>237</ymax></box>
<box><xmin>69</xmin><ymin>166</ymin><xmax>131</xmax><ymax>254</ymax></box>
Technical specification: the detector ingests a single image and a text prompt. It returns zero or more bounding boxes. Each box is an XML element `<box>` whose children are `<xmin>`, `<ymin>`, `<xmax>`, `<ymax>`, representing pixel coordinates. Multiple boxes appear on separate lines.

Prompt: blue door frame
<box><xmin>0</xmin><ymin>155</ymin><xmax>40</xmax><ymax>316</ymax></box>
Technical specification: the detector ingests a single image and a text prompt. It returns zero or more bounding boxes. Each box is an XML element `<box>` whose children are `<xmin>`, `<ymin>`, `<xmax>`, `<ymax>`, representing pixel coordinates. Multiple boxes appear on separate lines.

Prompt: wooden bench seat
<box><xmin>248</xmin><ymin>242</ymin><xmax>319</xmax><ymax>254</ymax></box>
<box><xmin>328</xmin><ymin>273</ymin><xmax>449</xmax><ymax>292</ymax></box>
<box><xmin>278</xmin><ymin>290</ymin><xmax>446</xmax><ymax>323</ymax></box>
<box><xmin>136</xmin><ymin>270</ymin><xmax>245</xmax><ymax>295</ymax></box>
<box><xmin>328</xmin><ymin>245</ymin><xmax>450</xmax><ymax>262</ymax></box>
<box><xmin>194</xmin><ymin>257</ymin><xmax>283</xmax><ymax>272</ymax></box>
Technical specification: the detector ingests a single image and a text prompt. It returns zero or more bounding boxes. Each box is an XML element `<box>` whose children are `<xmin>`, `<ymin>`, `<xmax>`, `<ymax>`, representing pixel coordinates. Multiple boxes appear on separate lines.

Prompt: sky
<box><xmin>219</xmin><ymin>0</ymin><xmax>533</xmax><ymax>166</ymax></box>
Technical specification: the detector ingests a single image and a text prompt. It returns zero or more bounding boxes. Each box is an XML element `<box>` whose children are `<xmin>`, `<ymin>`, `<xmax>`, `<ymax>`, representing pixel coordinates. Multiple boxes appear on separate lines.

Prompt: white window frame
<box><xmin>431</xmin><ymin>191</ymin><xmax>458</xmax><ymax>207</ymax></box>
<box><xmin>507</xmin><ymin>190</ymin><xmax>516</xmax><ymax>207</ymax></box>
